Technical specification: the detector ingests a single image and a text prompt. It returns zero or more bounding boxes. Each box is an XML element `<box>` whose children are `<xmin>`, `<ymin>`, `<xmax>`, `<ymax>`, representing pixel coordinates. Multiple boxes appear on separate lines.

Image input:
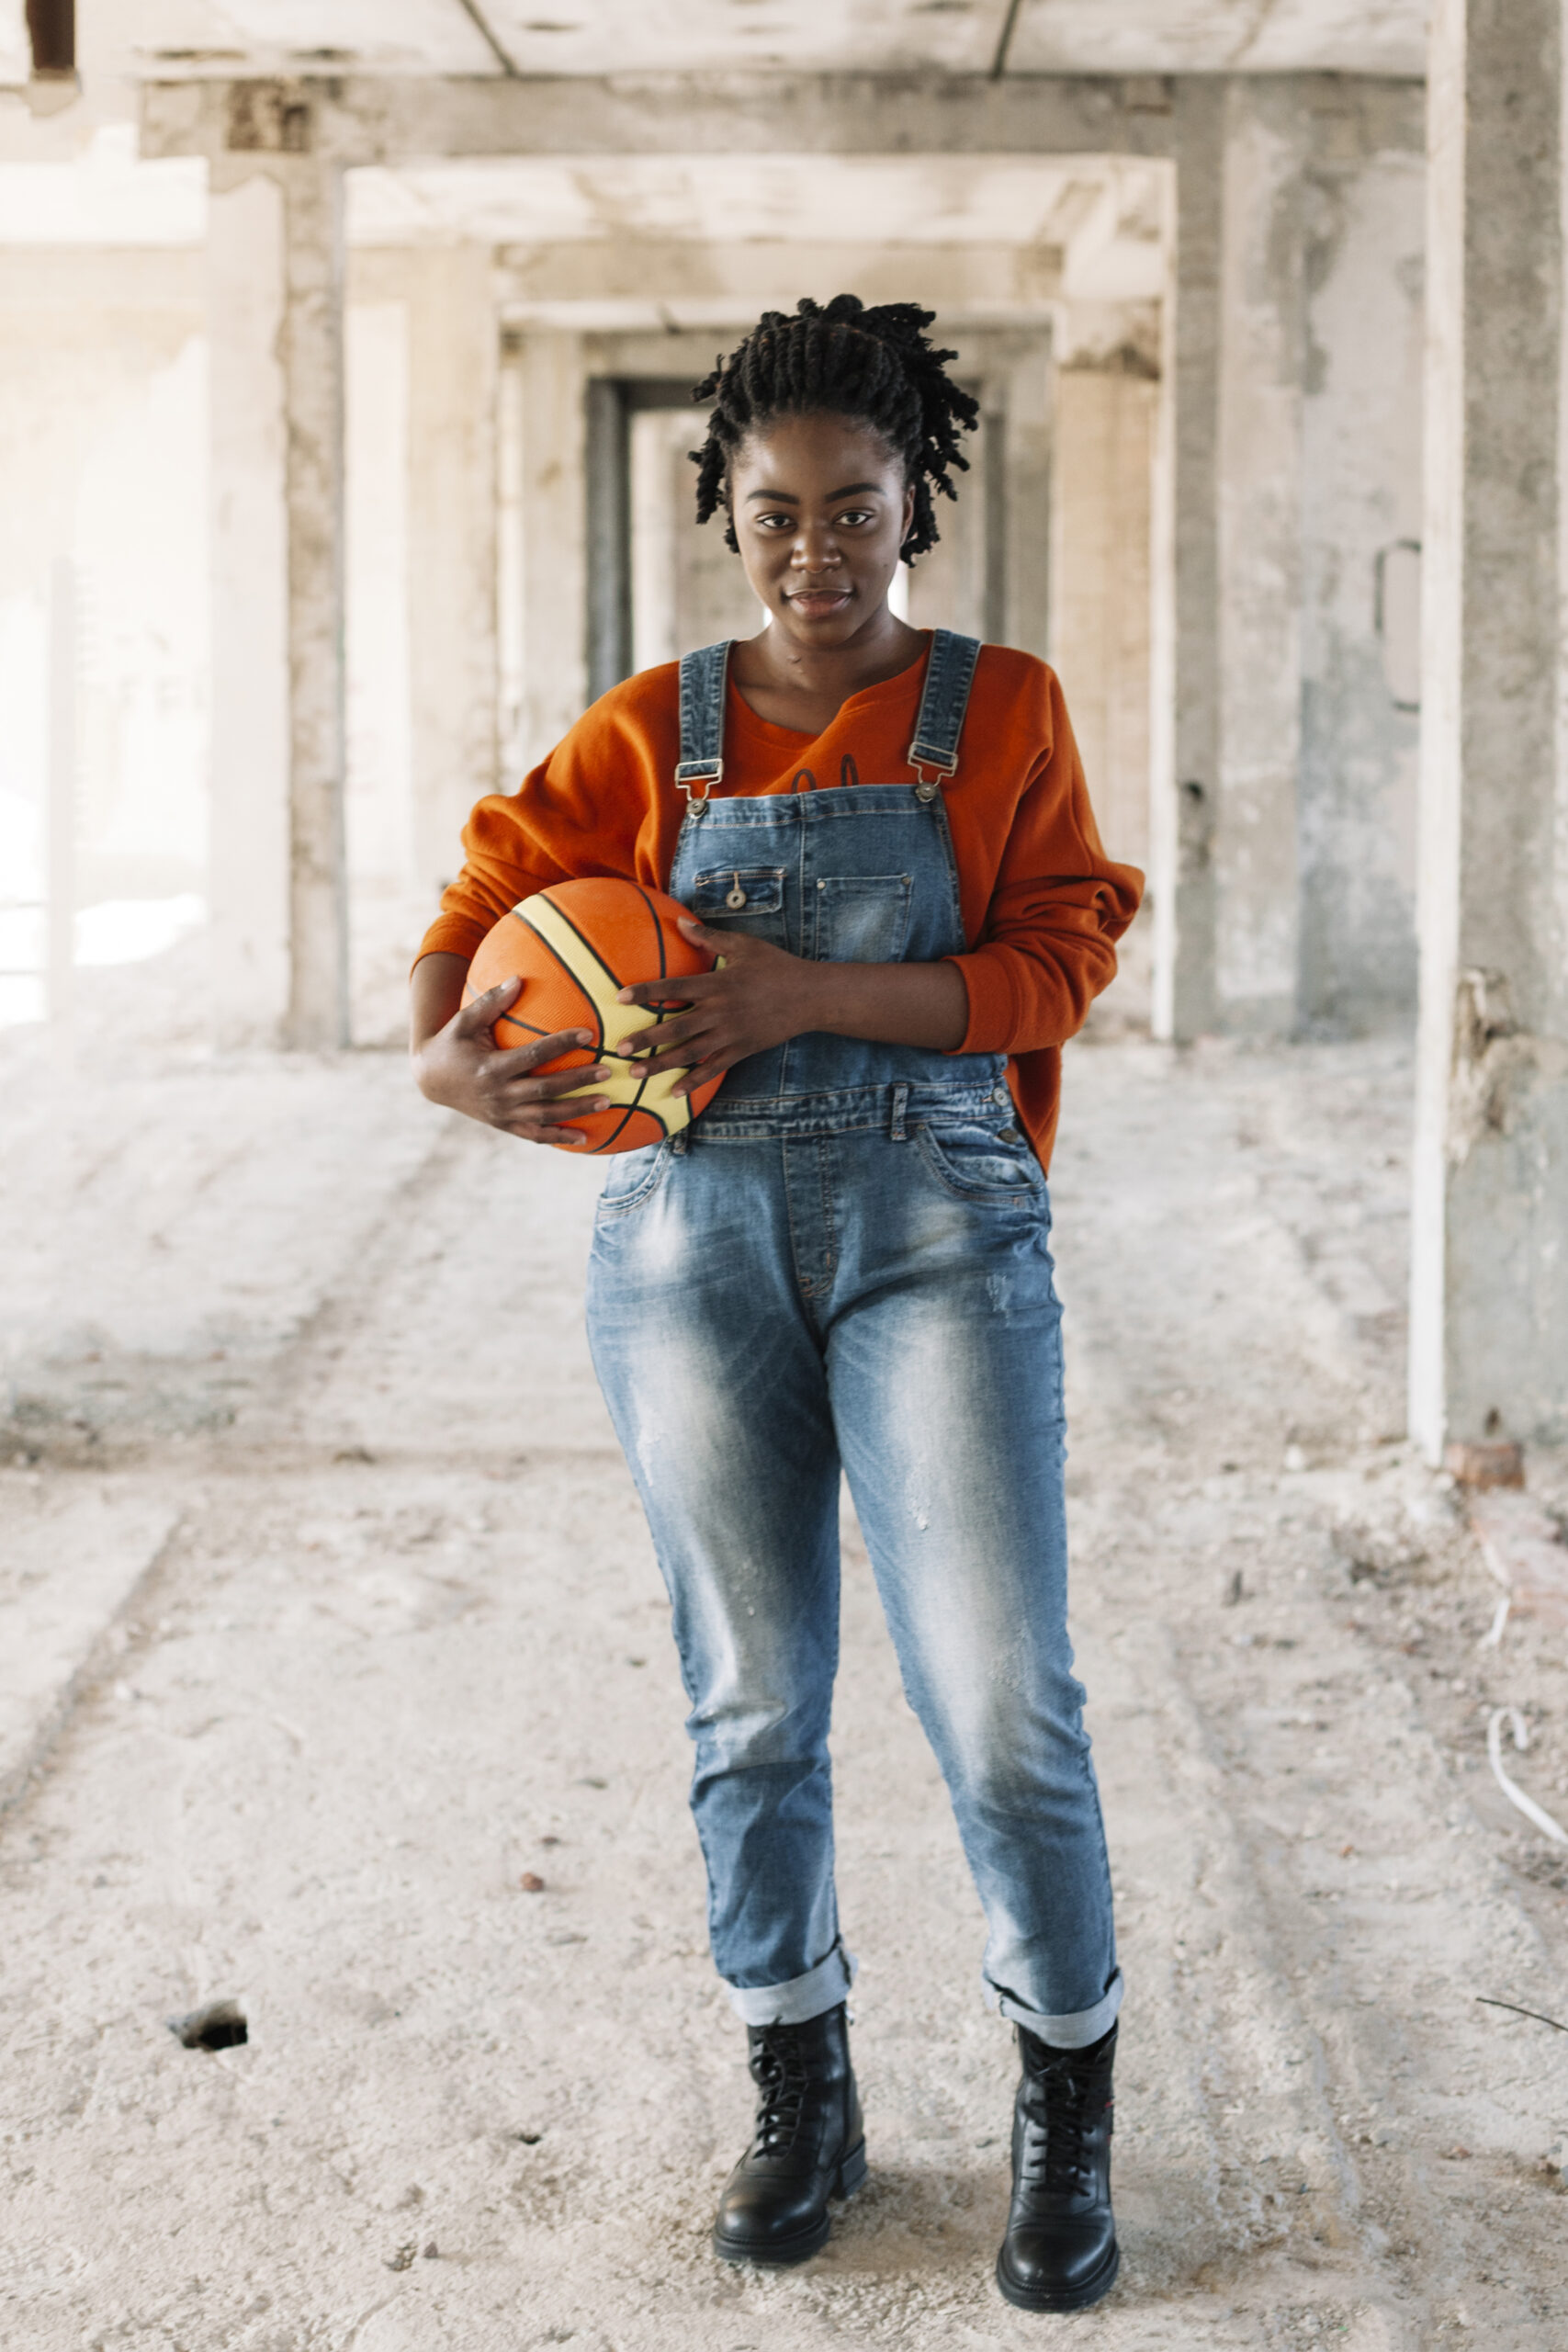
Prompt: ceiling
<box><xmin>1</xmin><ymin>0</ymin><xmax>1430</xmax><ymax>87</ymax></box>
<box><xmin>0</xmin><ymin>128</ymin><xmax>1168</xmax><ymax>316</ymax></box>
<box><xmin>349</xmin><ymin>153</ymin><xmax>1165</xmax><ymax>259</ymax></box>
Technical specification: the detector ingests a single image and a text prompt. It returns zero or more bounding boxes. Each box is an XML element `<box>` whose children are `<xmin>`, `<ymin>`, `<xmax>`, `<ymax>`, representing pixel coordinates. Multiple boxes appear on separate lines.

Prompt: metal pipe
<box><xmin>990</xmin><ymin>0</ymin><xmax>1024</xmax><ymax>80</ymax></box>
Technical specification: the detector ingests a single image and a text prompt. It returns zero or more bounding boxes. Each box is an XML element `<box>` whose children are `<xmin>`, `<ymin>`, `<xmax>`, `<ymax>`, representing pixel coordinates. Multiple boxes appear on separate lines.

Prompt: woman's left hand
<box><xmin>613</xmin><ymin>916</ymin><xmax>824</xmax><ymax>1096</ymax></box>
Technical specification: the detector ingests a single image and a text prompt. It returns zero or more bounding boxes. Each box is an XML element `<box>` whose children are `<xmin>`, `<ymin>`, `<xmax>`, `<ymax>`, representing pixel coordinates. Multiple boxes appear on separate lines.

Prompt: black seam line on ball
<box><xmin>524</xmin><ymin>898</ymin><xmax>626</xmax><ymax>1011</ymax></box>
<box><xmin>630</xmin><ymin>881</ymin><xmax>670</xmax><ymax>979</ymax></box>
<box><xmin>517</xmin><ymin>917</ymin><xmax>606</xmax><ymax>1054</ymax></box>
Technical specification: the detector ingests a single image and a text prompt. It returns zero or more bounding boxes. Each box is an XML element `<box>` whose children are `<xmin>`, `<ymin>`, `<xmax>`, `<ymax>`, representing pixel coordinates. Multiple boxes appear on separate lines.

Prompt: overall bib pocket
<box><xmin>690</xmin><ymin>867</ymin><xmax>788</xmax><ymax>948</ymax></box>
<box><xmin>813</xmin><ymin>873</ymin><xmax>914</xmax><ymax>965</ymax></box>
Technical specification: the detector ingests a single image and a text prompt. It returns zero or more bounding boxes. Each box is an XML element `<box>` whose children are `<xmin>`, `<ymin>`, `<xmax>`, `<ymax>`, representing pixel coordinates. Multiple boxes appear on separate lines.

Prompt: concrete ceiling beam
<box><xmin>139</xmin><ymin>69</ymin><xmax>1422</xmax><ymax>169</ymax></box>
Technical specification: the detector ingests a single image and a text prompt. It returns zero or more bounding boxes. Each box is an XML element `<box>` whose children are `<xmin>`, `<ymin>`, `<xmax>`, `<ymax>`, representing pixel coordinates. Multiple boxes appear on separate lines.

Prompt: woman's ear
<box><xmin>901</xmin><ymin>480</ymin><xmax>917</xmax><ymax>551</ymax></box>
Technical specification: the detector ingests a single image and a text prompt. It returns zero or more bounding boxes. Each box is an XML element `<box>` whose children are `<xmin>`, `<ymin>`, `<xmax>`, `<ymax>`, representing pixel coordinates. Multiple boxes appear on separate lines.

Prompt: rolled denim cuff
<box><xmin>724</xmin><ymin>1940</ymin><xmax>857</xmax><ymax>2028</ymax></box>
<box><xmin>985</xmin><ymin>1965</ymin><xmax>1123</xmax><ymax>2050</ymax></box>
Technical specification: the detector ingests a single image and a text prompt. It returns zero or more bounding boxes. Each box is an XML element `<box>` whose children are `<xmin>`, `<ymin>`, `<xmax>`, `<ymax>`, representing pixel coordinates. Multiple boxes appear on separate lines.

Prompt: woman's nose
<box><xmin>790</xmin><ymin>525</ymin><xmax>840</xmax><ymax>569</ymax></box>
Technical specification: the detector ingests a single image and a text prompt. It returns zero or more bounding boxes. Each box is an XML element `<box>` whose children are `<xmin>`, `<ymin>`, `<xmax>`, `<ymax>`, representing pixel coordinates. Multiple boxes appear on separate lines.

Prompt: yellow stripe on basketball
<box><xmin>518</xmin><ymin>894</ymin><xmax>696</xmax><ymax>1138</ymax></box>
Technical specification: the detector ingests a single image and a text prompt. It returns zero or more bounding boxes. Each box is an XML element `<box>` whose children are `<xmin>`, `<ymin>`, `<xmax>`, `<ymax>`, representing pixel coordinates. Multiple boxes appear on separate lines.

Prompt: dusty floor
<box><xmin>4</xmin><ymin>987</ymin><xmax>1568</xmax><ymax>2350</ymax></box>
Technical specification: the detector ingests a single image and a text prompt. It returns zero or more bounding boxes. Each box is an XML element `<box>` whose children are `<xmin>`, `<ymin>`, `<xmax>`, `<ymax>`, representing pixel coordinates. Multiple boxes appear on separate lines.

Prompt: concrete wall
<box><xmin>0</xmin><ymin>247</ymin><xmax>209</xmax><ymax>1027</ymax></box>
<box><xmin>1201</xmin><ymin>77</ymin><xmax>1425</xmax><ymax>1039</ymax></box>
<box><xmin>1298</xmin><ymin>146</ymin><xmax>1425</xmax><ymax>1035</ymax></box>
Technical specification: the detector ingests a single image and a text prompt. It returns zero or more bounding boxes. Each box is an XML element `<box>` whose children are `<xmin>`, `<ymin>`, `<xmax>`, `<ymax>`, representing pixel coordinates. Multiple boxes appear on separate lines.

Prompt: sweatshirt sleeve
<box><xmin>944</xmin><ymin>667</ymin><xmax>1144</xmax><ymax>1055</ymax></box>
<box><xmin>412</xmin><ymin>773</ymin><xmax>572</xmax><ymax>966</ymax></box>
<box><xmin>412</xmin><ymin>682</ymin><xmax>664</xmax><ymax>968</ymax></box>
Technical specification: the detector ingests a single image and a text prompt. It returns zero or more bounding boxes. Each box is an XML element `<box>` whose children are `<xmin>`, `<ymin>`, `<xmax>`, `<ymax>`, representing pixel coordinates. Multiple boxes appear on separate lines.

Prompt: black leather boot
<box><xmin>995</xmin><ymin>2021</ymin><xmax>1119</xmax><ymax>2312</ymax></box>
<box><xmin>712</xmin><ymin>2003</ymin><xmax>866</xmax><ymax>2265</ymax></box>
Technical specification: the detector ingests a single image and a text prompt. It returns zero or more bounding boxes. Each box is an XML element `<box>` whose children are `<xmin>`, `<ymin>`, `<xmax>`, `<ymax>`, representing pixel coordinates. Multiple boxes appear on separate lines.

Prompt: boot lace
<box><xmin>750</xmin><ymin>2026</ymin><xmax>813</xmax><ymax>2155</ymax></box>
<box><xmin>1021</xmin><ymin>2052</ymin><xmax>1102</xmax><ymax>2196</ymax></box>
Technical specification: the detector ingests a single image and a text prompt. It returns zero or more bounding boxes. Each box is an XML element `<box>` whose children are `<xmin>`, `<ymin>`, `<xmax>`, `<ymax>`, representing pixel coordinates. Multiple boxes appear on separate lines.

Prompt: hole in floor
<box><xmin>168</xmin><ymin>1998</ymin><xmax>248</xmax><ymax>2051</ymax></box>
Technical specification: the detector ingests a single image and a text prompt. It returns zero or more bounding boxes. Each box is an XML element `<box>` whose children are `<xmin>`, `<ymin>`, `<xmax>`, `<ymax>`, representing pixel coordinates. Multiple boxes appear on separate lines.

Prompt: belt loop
<box><xmin>890</xmin><ymin>1083</ymin><xmax>908</xmax><ymax>1143</ymax></box>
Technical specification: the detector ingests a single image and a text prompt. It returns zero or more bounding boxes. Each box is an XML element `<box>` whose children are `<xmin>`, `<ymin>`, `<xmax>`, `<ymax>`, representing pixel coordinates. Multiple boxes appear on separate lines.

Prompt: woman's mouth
<box><xmin>786</xmin><ymin>586</ymin><xmax>852</xmax><ymax>616</ymax></box>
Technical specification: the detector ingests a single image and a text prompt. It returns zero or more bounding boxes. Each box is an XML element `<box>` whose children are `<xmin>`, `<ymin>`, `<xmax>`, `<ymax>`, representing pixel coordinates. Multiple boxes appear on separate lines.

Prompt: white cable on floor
<box><xmin>1487</xmin><ymin>1706</ymin><xmax>1568</xmax><ymax>1845</ymax></box>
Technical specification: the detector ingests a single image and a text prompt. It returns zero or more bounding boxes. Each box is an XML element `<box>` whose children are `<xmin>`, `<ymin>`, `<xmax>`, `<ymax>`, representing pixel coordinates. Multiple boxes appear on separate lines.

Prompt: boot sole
<box><xmin>711</xmin><ymin>2140</ymin><xmax>868</xmax><ymax>2267</ymax></box>
<box><xmin>995</xmin><ymin>2233</ymin><xmax>1120</xmax><ymax>2313</ymax></box>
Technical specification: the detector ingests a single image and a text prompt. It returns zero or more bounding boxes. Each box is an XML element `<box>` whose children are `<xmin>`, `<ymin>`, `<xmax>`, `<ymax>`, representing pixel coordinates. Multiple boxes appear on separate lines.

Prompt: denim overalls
<box><xmin>586</xmin><ymin>634</ymin><xmax>1121</xmax><ymax>2048</ymax></box>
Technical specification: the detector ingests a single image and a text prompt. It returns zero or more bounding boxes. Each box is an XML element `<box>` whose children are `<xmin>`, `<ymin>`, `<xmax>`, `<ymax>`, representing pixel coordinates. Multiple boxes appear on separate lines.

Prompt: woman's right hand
<box><xmin>412</xmin><ymin>974</ymin><xmax>613</xmax><ymax>1148</ymax></box>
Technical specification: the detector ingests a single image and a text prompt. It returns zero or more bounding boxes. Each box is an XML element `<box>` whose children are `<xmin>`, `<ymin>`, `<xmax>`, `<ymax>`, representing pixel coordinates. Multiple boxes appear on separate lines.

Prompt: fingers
<box><xmin>453</xmin><ymin>974</ymin><xmax>524</xmax><ymax>1034</ymax></box>
<box><xmin>670</xmin><ymin>1060</ymin><xmax>728</xmax><ymax>1099</ymax></box>
<box><xmin>676</xmin><ymin>913</ymin><xmax>728</xmax><ymax>952</ymax></box>
<box><xmin>491</xmin><ymin>1077</ymin><xmax>611</xmax><ymax>1128</ymax></box>
<box><xmin>501</xmin><ymin>1095</ymin><xmax>613</xmax><ymax>1144</ymax></box>
<box><xmin>623</xmin><ymin>1046</ymin><xmax>700</xmax><ymax>1080</ymax></box>
<box><xmin>485</xmin><ymin>1025</ymin><xmax>597</xmax><ymax>1077</ymax></box>
<box><xmin>610</xmin><ymin>1019</ymin><xmax>705</xmax><ymax>1075</ymax></box>
<box><xmin>615</xmin><ymin>977</ymin><xmax>705</xmax><ymax>1009</ymax></box>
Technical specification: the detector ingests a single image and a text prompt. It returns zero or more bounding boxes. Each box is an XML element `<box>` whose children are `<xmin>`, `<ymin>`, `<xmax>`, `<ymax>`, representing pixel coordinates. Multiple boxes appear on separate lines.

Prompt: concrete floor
<box><xmin>4</xmin><ymin>986</ymin><xmax>1567</xmax><ymax>2348</ymax></box>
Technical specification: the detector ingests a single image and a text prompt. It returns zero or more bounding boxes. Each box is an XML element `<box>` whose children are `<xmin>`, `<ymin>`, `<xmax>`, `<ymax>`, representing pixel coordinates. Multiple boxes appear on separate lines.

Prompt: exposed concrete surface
<box><xmin>48</xmin><ymin>1</ymin><xmax>1432</xmax><ymax>91</ymax></box>
<box><xmin>4</xmin><ymin>991</ymin><xmax>1568</xmax><ymax>2347</ymax></box>
<box><xmin>0</xmin><ymin>1483</ymin><xmax>178</xmax><ymax>1806</ymax></box>
<box><xmin>1411</xmin><ymin>0</ymin><xmax>1568</xmax><ymax>1456</ymax></box>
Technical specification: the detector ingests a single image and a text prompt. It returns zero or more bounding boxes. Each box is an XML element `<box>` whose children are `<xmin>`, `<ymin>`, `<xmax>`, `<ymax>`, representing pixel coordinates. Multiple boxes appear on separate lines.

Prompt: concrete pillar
<box><xmin>207</xmin><ymin>151</ymin><xmax>346</xmax><ymax>1050</ymax></box>
<box><xmin>46</xmin><ymin>557</ymin><xmax>76</xmax><ymax>1058</ymax></box>
<box><xmin>1051</xmin><ymin>332</ymin><xmax>1157</xmax><ymax>1013</ymax></box>
<box><xmin>1297</xmin><ymin>137</ymin><xmax>1425</xmax><ymax>1035</ymax></box>
<box><xmin>513</xmin><ymin>330</ymin><xmax>588</xmax><ymax>771</ymax></box>
<box><xmin>1000</xmin><ymin>338</ymin><xmax>1053</xmax><ymax>662</ymax></box>
<box><xmin>1411</xmin><ymin>0</ymin><xmax>1568</xmax><ymax>1457</ymax></box>
<box><xmin>402</xmin><ymin>248</ymin><xmax>499</xmax><ymax>899</ymax></box>
<box><xmin>1213</xmin><ymin>82</ymin><xmax>1304</xmax><ymax>1039</ymax></box>
<box><xmin>1153</xmin><ymin>78</ymin><xmax>1224</xmax><ymax>1043</ymax></box>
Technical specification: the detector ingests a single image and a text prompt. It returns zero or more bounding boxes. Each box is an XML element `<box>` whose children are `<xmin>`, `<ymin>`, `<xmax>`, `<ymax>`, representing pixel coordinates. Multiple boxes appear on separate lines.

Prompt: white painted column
<box><xmin>206</xmin><ymin>153</ymin><xmax>346</xmax><ymax>1050</ymax></box>
<box><xmin>1410</xmin><ymin>0</ymin><xmax>1568</xmax><ymax>1458</ymax></box>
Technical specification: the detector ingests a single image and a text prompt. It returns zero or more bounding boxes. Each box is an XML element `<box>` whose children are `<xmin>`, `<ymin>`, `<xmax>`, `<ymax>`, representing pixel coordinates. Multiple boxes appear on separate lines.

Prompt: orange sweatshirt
<box><xmin>418</xmin><ymin>636</ymin><xmax>1144</xmax><ymax>1169</ymax></box>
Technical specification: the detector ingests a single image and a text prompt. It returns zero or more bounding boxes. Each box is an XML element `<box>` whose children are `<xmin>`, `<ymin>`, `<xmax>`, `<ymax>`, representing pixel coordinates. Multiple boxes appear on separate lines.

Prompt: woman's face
<box><xmin>728</xmin><ymin>412</ymin><xmax>916</xmax><ymax>648</ymax></box>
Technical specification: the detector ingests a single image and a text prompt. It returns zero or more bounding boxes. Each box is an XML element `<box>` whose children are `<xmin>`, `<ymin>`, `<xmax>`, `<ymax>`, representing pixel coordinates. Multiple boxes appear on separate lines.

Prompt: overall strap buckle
<box><xmin>673</xmin><ymin>759</ymin><xmax>722</xmax><ymax>810</ymax></box>
<box><xmin>676</xmin><ymin>639</ymin><xmax>733</xmax><ymax>808</ymax></box>
<box><xmin>906</xmin><ymin>628</ymin><xmax>981</xmax><ymax>797</ymax></box>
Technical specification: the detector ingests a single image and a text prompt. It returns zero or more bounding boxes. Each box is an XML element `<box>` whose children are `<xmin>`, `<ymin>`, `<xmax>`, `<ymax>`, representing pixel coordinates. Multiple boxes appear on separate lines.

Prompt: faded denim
<box><xmin>582</xmin><ymin>638</ymin><xmax>1121</xmax><ymax>2049</ymax></box>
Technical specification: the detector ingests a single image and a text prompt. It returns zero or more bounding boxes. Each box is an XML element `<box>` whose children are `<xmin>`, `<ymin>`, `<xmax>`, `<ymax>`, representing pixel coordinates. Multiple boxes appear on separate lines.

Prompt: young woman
<box><xmin>411</xmin><ymin>297</ymin><xmax>1142</xmax><ymax>2313</ymax></box>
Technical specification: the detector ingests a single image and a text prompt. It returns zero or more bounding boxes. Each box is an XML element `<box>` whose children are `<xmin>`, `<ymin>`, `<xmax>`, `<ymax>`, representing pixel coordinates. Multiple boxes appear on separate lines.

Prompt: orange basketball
<box><xmin>462</xmin><ymin>877</ymin><xmax>725</xmax><ymax>1154</ymax></box>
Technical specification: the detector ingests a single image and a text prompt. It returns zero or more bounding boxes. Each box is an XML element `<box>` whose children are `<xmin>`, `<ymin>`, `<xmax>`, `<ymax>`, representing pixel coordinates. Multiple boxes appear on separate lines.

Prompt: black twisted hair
<box><xmin>689</xmin><ymin>295</ymin><xmax>979</xmax><ymax>563</ymax></box>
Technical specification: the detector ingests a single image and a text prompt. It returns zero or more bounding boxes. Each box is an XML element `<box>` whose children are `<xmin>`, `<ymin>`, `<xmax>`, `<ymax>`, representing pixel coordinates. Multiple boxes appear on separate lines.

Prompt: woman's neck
<box><xmin>729</xmin><ymin>611</ymin><xmax>925</xmax><ymax>739</ymax></box>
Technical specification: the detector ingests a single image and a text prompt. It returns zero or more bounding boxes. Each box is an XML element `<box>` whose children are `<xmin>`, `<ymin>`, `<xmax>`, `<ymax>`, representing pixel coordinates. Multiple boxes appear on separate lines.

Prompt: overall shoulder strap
<box><xmin>907</xmin><ymin>628</ymin><xmax>982</xmax><ymax>781</ymax></box>
<box><xmin>675</xmin><ymin>640</ymin><xmax>732</xmax><ymax>798</ymax></box>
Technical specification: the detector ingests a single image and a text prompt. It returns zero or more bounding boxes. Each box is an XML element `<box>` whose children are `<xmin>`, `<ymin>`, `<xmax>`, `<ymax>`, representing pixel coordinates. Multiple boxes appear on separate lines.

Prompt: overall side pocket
<box><xmin>914</xmin><ymin>1121</ymin><xmax>1048</xmax><ymax>1209</ymax></box>
<box><xmin>594</xmin><ymin>1138</ymin><xmax>675</xmax><ymax>1220</ymax></box>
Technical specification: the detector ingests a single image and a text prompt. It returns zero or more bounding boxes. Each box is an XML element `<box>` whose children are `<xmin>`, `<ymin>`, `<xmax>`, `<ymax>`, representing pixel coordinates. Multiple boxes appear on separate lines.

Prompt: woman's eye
<box><xmin>834</xmin><ymin>508</ymin><xmax>875</xmax><ymax>527</ymax></box>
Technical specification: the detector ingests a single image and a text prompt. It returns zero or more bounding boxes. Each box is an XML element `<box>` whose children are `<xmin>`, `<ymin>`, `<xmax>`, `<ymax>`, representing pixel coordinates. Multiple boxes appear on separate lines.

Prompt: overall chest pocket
<box><xmin>813</xmin><ymin>873</ymin><xmax>913</xmax><ymax>964</ymax></box>
<box><xmin>690</xmin><ymin>865</ymin><xmax>787</xmax><ymax>948</ymax></box>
